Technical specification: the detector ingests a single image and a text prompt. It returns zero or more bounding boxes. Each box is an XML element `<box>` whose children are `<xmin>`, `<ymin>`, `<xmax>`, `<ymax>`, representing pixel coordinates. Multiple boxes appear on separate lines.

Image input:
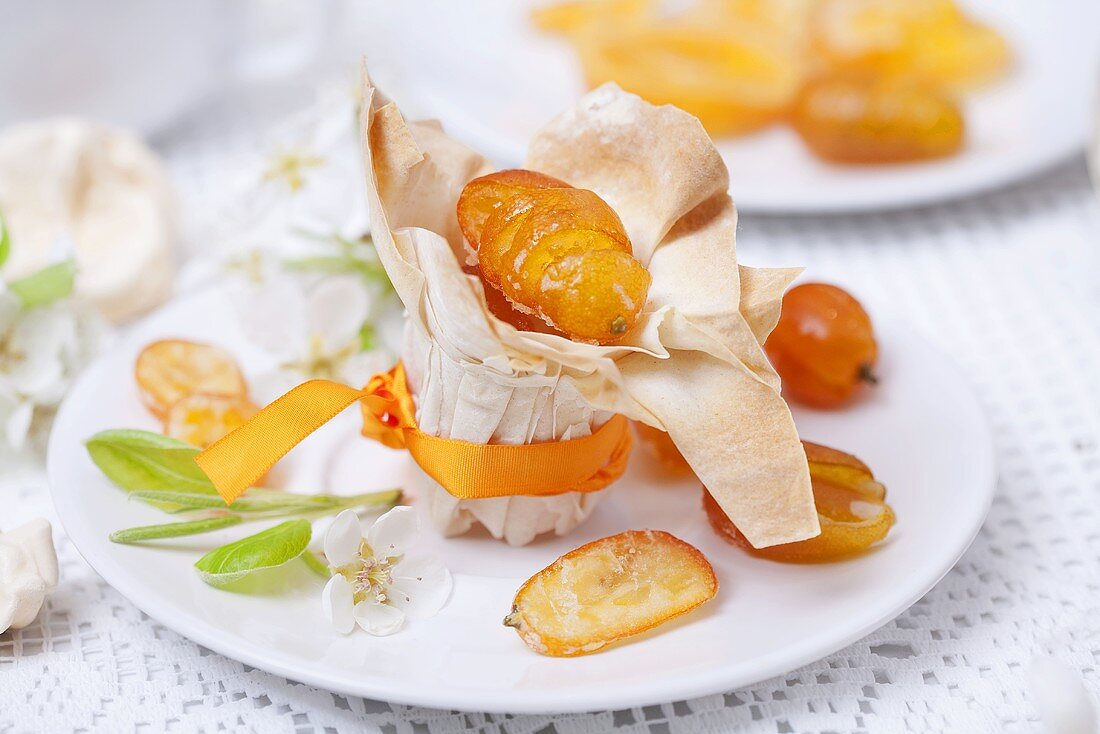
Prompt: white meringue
<box><xmin>0</xmin><ymin>118</ymin><xmax>178</xmax><ymax>323</ymax></box>
<box><xmin>0</xmin><ymin>518</ymin><xmax>59</xmax><ymax>632</ymax></box>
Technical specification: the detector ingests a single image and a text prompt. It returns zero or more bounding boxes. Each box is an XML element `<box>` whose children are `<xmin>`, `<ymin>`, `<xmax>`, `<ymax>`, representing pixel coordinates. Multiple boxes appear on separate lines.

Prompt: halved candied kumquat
<box><xmin>135</xmin><ymin>340</ymin><xmax>248</xmax><ymax>419</ymax></box>
<box><xmin>164</xmin><ymin>393</ymin><xmax>259</xmax><ymax>448</ymax></box>
<box><xmin>704</xmin><ymin>441</ymin><xmax>894</xmax><ymax>562</ymax></box>
<box><xmin>504</xmin><ymin>530</ymin><xmax>717</xmax><ymax>656</ymax></box>
<box><xmin>791</xmin><ymin>75</ymin><xmax>964</xmax><ymax>164</ymax></box>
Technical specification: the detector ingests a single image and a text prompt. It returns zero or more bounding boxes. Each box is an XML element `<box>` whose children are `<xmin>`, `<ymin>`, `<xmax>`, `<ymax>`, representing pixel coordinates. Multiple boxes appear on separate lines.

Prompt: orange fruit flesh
<box><xmin>164</xmin><ymin>393</ymin><xmax>259</xmax><ymax>449</ymax></box>
<box><xmin>505</xmin><ymin>530</ymin><xmax>717</xmax><ymax>656</ymax></box>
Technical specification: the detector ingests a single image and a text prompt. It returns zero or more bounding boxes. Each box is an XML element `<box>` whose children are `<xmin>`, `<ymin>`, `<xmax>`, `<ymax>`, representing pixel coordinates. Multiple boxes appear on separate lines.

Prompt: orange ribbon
<box><xmin>196</xmin><ymin>363</ymin><xmax>633</xmax><ymax>505</ymax></box>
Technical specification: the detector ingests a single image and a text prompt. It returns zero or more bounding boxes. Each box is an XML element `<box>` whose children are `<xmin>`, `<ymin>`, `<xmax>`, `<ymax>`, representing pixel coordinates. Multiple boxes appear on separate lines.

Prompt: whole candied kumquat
<box><xmin>164</xmin><ymin>393</ymin><xmax>258</xmax><ymax>449</ymax></box>
<box><xmin>457</xmin><ymin>170</ymin><xmax>651</xmax><ymax>344</ymax></box>
<box><xmin>135</xmin><ymin>340</ymin><xmax>248</xmax><ymax>419</ymax></box>
<box><xmin>792</xmin><ymin>75</ymin><xmax>964</xmax><ymax>164</ymax></box>
<box><xmin>504</xmin><ymin>530</ymin><xmax>717</xmax><ymax>656</ymax></box>
<box><xmin>704</xmin><ymin>441</ymin><xmax>894</xmax><ymax>562</ymax></box>
<box><xmin>765</xmin><ymin>282</ymin><xmax>877</xmax><ymax>409</ymax></box>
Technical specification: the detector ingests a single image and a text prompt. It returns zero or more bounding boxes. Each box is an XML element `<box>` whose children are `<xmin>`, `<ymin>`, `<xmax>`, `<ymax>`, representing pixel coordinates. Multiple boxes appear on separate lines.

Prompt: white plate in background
<box><xmin>361</xmin><ymin>0</ymin><xmax>1099</xmax><ymax>213</ymax></box>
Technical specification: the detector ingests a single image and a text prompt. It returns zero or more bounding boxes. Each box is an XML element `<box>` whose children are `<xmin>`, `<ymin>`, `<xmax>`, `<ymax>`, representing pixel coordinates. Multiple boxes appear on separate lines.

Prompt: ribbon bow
<box><xmin>196</xmin><ymin>363</ymin><xmax>633</xmax><ymax>505</ymax></box>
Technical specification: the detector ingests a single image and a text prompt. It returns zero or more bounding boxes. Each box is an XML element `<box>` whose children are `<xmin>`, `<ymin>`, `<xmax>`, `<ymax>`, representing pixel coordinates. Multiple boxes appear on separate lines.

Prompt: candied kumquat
<box><xmin>164</xmin><ymin>393</ymin><xmax>259</xmax><ymax>449</ymax></box>
<box><xmin>504</xmin><ymin>530</ymin><xmax>717</xmax><ymax>656</ymax></box>
<box><xmin>458</xmin><ymin>170</ymin><xmax>651</xmax><ymax>344</ymax></box>
<box><xmin>791</xmin><ymin>74</ymin><xmax>964</xmax><ymax>164</ymax></box>
<box><xmin>135</xmin><ymin>340</ymin><xmax>248</xmax><ymax>419</ymax></box>
<box><xmin>765</xmin><ymin>282</ymin><xmax>878</xmax><ymax>409</ymax></box>
<box><xmin>704</xmin><ymin>440</ymin><xmax>894</xmax><ymax>562</ymax></box>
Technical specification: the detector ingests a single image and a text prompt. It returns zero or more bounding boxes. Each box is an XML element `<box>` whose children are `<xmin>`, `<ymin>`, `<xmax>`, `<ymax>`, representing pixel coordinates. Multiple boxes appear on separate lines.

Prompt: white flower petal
<box><xmin>389</xmin><ymin>555</ymin><xmax>452</xmax><ymax>619</ymax></box>
<box><xmin>323</xmin><ymin>510</ymin><xmax>363</xmax><ymax>569</ymax></box>
<box><xmin>307</xmin><ymin>275</ymin><xmax>369</xmax><ymax>350</ymax></box>
<box><xmin>321</xmin><ymin>575</ymin><xmax>355</xmax><ymax>635</ymax></box>
<box><xmin>0</xmin><ymin>290</ymin><xmax>20</xmax><ymax>336</ymax></box>
<box><xmin>233</xmin><ymin>274</ymin><xmax>308</xmax><ymax>357</ymax></box>
<box><xmin>366</xmin><ymin>506</ymin><xmax>418</xmax><ymax>558</ymax></box>
<box><xmin>354</xmin><ymin>600</ymin><xmax>405</xmax><ymax>636</ymax></box>
<box><xmin>338</xmin><ymin>349</ymin><xmax>394</xmax><ymax>390</ymax></box>
<box><xmin>247</xmin><ymin>368</ymin><xmax>304</xmax><ymax>407</ymax></box>
<box><xmin>5</xmin><ymin>307</ymin><xmax>71</xmax><ymax>398</ymax></box>
<box><xmin>5</xmin><ymin>401</ymin><xmax>33</xmax><ymax>450</ymax></box>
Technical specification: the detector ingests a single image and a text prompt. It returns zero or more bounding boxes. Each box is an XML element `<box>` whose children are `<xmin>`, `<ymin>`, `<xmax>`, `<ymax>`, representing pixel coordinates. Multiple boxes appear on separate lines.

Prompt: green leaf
<box><xmin>86</xmin><ymin>429</ymin><xmax>218</xmax><ymax>495</ymax></box>
<box><xmin>9</xmin><ymin>259</ymin><xmax>76</xmax><ymax>308</ymax></box>
<box><xmin>358</xmin><ymin>322</ymin><xmax>377</xmax><ymax>351</ymax></box>
<box><xmin>194</xmin><ymin>520</ymin><xmax>311</xmax><ymax>588</ymax></box>
<box><xmin>0</xmin><ymin>210</ymin><xmax>10</xmax><ymax>270</ymax></box>
<box><xmin>130</xmin><ymin>487</ymin><xmax>341</xmax><ymax>514</ymax></box>
<box><xmin>109</xmin><ymin>515</ymin><xmax>243</xmax><ymax>544</ymax></box>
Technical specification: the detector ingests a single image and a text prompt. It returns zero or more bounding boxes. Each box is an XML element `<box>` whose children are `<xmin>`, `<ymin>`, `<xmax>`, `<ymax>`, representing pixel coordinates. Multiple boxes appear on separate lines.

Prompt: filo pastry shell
<box><xmin>359</xmin><ymin>70</ymin><xmax>818</xmax><ymax>548</ymax></box>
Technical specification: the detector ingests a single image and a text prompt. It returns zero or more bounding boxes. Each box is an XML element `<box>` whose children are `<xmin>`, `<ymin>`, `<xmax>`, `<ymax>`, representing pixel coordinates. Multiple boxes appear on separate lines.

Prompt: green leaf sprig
<box><xmin>283</xmin><ymin>230</ymin><xmax>392</xmax><ymax>293</ymax></box>
<box><xmin>86</xmin><ymin>429</ymin><xmax>401</xmax><ymax>590</ymax></box>
<box><xmin>9</xmin><ymin>259</ymin><xmax>76</xmax><ymax>308</ymax></box>
<box><xmin>0</xmin><ymin>209</ymin><xmax>10</xmax><ymax>270</ymax></box>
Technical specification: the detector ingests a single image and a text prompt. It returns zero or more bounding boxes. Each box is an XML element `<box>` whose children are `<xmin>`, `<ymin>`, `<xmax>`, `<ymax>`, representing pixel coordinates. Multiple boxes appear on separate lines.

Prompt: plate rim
<box><xmin>46</xmin><ymin>289</ymin><xmax>997</xmax><ymax>714</ymax></box>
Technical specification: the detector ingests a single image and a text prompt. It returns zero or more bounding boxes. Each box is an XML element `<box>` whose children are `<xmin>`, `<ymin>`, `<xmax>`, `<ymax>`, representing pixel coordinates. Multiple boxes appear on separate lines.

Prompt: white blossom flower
<box><xmin>233</xmin><ymin>273</ymin><xmax>393</xmax><ymax>401</ymax></box>
<box><xmin>0</xmin><ymin>287</ymin><xmax>100</xmax><ymax>451</ymax></box>
<box><xmin>321</xmin><ymin>507</ymin><xmax>452</xmax><ymax>636</ymax></box>
<box><xmin>207</xmin><ymin>85</ymin><xmax>368</xmax><ymax>261</ymax></box>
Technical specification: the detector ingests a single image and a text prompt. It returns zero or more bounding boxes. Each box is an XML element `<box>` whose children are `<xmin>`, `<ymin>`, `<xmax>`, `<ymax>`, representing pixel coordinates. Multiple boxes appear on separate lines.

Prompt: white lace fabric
<box><xmin>2</xmin><ymin>94</ymin><xmax>1099</xmax><ymax>733</ymax></box>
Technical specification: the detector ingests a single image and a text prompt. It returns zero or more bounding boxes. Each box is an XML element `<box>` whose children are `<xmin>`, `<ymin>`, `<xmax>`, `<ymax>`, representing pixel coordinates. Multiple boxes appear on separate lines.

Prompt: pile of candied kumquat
<box><xmin>635</xmin><ymin>281</ymin><xmax>895</xmax><ymax>562</ymax></box>
<box><xmin>534</xmin><ymin>0</ymin><xmax>1012</xmax><ymax>163</ymax></box>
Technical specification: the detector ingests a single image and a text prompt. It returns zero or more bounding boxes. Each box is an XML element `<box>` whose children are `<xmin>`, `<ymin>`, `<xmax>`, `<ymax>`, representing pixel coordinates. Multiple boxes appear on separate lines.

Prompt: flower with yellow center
<box><xmin>321</xmin><ymin>507</ymin><xmax>452</xmax><ymax>636</ymax></box>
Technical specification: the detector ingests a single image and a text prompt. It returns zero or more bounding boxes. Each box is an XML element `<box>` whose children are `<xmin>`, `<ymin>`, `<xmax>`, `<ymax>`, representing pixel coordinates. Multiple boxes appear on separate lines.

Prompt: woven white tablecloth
<box><xmin>2</xmin><ymin>90</ymin><xmax>1100</xmax><ymax>733</ymax></box>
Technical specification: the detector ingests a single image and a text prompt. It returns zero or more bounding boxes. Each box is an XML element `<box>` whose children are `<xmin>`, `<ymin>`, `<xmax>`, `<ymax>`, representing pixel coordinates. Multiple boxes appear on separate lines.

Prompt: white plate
<box><xmin>361</xmin><ymin>0</ymin><xmax>1099</xmax><ymax>213</ymax></box>
<box><xmin>48</xmin><ymin>287</ymin><xmax>994</xmax><ymax>713</ymax></box>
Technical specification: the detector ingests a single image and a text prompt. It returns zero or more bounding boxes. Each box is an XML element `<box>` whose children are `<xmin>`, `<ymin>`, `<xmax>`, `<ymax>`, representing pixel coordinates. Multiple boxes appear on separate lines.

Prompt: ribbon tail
<box><xmin>196</xmin><ymin>379</ymin><xmax>367</xmax><ymax>504</ymax></box>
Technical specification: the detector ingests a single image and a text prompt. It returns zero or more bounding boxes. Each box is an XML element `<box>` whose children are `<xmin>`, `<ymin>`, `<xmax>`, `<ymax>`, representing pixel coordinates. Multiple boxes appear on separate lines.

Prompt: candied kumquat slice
<box><xmin>532</xmin><ymin>0</ymin><xmax>654</xmax><ymax>35</ymax></box>
<box><xmin>163</xmin><ymin>393</ymin><xmax>259</xmax><ymax>449</ymax></box>
<box><xmin>504</xmin><ymin>530</ymin><xmax>717</xmax><ymax>656</ymax></box>
<box><xmin>135</xmin><ymin>339</ymin><xmax>248</xmax><ymax>419</ymax></box>
<box><xmin>576</xmin><ymin>25</ymin><xmax>804</xmax><ymax>136</ymax></box>
<box><xmin>812</xmin><ymin>0</ymin><xmax>1010</xmax><ymax>91</ymax></box>
<box><xmin>901</xmin><ymin>20</ymin><xmax>1011</xmax><ymax>93</ymax></box>
<box><xmin>458</xmin><ymin>170</ymin><xmax>650</xmax><ymax>344</ymax></box>
<box><xmin>704</xmin><ymin>440</ymin><xmax>895</xmax><ymax>562</ymax></box>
